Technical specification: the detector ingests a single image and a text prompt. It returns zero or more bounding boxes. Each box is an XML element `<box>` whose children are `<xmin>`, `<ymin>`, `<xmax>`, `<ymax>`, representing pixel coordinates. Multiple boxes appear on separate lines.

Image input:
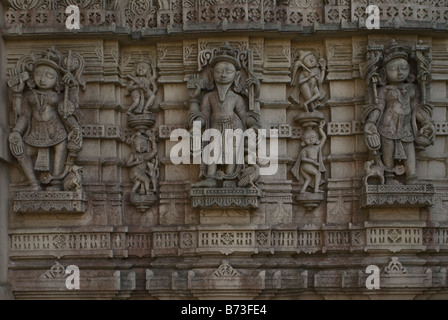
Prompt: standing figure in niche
<box><xmin>126</xmin><ymin>59</ymin><xmax>157</xmax><ymax>115</ymax></box>
<box><xmin>291</xmin><ymin>121</ymin><xmax>326</xmax><ymax>193</ymax></box>
<box><xmin>8</xmin><ymin>47</ymin><xmax>83</xmax><ymax>191</ymax></box>
<box><xmin>290</xmin><ymin>51</ymin><xmax>326</xmax><ymax>112</ymax></box>
<box><xmin>127</xmin><ymin>132</ymin><xmax>159</xmax><ymax>195</ymax></box>
<box><xmin>363</xmin><ymin>41</ymin><xmax>435</xmax><ymax>184</ymax></box>
<box><xmin>189</xmin><ymin>44</ymin><xmax>261</xmax><ymax>188</ymax></box>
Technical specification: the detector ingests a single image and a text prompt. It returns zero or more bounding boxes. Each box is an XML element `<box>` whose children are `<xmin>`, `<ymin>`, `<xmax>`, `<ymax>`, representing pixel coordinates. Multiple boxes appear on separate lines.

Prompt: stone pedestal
<box><xmin>296</xmin><ymin>192</ymin><xmax>325</xmax><ymax>211</ymax></box>
<box><xmin>361</xmin><ymin>184</ymin><xmax>434</xmax><ymax>253</ymax></box>
<box><xmin>130</xmin><ymin>192</ymin><xmax>158</xmax><ymax>213</ymax></box>
<box><xmin>360</xmin><ymin>184</ymin><xmax>435</xmax><ymax>209</ymax></box>
<box><xmin>190</xmin><ymin>188</ymin><xmax>262</xmax><ymax>210</ymax></box>
<box><xmin>127</xmin><ymin>113</ymin><xmax>156</xmax><ymax>132</ymax></box>
<box><xmin>12</xmin><ymin>191</ymin><xmax>88</xmax><ymax>213</ymax></box>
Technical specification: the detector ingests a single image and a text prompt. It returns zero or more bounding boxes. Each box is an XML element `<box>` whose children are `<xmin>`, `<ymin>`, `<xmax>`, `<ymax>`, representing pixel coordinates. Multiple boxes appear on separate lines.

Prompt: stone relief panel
<box><xmin>8</xmin><ymin>46</ymin><xmax>88</xmax><ymax>213</ymax></box>
<box><xmin>3</xmin><ymin>30</ymin><xmax>448</xmax><ymax>299</ymax></box>
<box><xmin>4</xmin><ymin>0</ymin><xmax>119</xmax><ymax>28</ymax></box>
<box><xmin>288</xmin><ymin>45</ymin><xmax>328</xmax><ymax>211</ymax></box>
<box><xmin>188</xmin><ymin>43</ymin><xmax>263</xmax><ymax>213</ymax></box>
<box><xmin>361</xmin><ymin>40</ymin><xmax>435</xmax><ymax>186</ymax></box>
<box><xmin>4</xmin><ymin>0</ymin><xmax>448</xmax><ymax>32</ymax></box>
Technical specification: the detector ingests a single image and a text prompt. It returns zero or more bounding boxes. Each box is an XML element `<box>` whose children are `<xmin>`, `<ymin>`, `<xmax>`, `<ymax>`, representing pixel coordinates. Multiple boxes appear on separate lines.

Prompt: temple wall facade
<box><xmin>1</xmin><ymin>0</ymin><xmax>448</xmax><ymax>299</ymax></box>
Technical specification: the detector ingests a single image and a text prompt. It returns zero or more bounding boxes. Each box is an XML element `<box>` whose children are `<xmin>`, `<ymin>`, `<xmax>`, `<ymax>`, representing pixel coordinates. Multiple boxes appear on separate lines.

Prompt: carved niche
<box><xmin>188</xmin><ymin>43</ymin><xmax>262</xmax><ymax>212</ymax></box>
<box><xmin>289</xmin><ymin>50</ymin><xmax>328</xmax><ymax>210</ymax></box>
<box><xmin>125</xmin><ymin>57</ymin><xmax>160</xmax><ymax>212</ymax></box>
<box><xmin>8</xmin><ymin>46</ymin><xmax>87</xmax><ymax>213</ymax></box>
<box><xmin>359</xmin><ymin>40</ymin><xmax>435</xmax><ymax>208</ymax></box>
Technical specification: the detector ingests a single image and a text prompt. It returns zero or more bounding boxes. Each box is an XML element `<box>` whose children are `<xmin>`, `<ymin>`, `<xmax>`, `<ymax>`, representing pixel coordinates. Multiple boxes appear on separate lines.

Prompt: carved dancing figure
<box><xmin>8</xmin><ymin>47</ymin><xmax>84</xmax><ymax>191</ymax></box>
<box><xmin>291</xmin><ymin>121</ymin><xmax>326</xmax><ymax>193</ymax></box>
<box><xmin>290</xmin><ymin>51</ymin><xmax>326</xmax><ymax>112</ymax></box>
<box><xmin>189</xmin><ymin>44</ymin><xmax>261</xmax><ymax>188</ymax></box>
<box><xmin>126</xmin><ymin>59</ymin><xmax>157</xmax><ymax>115</ymax></box>
<box><xmin>127</xmin><ymin>132</ymin><xmax>159</xmax><ymax>195</ymax></box>
<box><xmin>363</xmin><ymin>41</ymin><xmax>435</xmax><ymax>185</ymax></box>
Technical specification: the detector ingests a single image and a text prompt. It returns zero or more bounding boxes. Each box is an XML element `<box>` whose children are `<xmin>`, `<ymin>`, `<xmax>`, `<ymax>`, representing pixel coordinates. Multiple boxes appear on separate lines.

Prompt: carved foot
<box><xmin>192</xmin><ymin>178</ymin><xmax>218</xmax><ymax>188</ymax></box>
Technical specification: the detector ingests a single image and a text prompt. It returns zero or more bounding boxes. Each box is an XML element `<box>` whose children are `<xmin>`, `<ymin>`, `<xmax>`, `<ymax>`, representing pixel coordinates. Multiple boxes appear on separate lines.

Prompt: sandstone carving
<box><xmin>290</xmin><ymin>51</ymin><xmax>327</xmax><ymax>112</ymax></box>
<box><xmin>126</xmin><ymin>130</ymin><xmax>159</xmax><ymax>212</ymax></box>
<box><xmin>188</xmin><ymin>43</ymin><xmax>262</xmax><ymax>209</ymax></box>
<box><xmin>361</xmin><ymin>40</ymin><xmax>435</xmax><ymax>185</ymax></box>
<box><xmin>189</xmin><ymin>43</ymin><xmax>261</xmax><ymax>189</ymax></box>
<box><xmin>125</xmin><ymin>57</ymin><xmax>160</xmax><ymax>212</ymax></box>
<box><xmin>291</xmin><ymin>120</ymin><xmax>326</xmax><ymax>194</ymax></box>
<box><xmin>126</xmin><ymin>58</ymin><xmax>157</xmax><ymax>116</ymax></box>
<box><xmin>8</xmin><ymin>47</ymin><xmax>87</xmax><ymax>213</ymax></box>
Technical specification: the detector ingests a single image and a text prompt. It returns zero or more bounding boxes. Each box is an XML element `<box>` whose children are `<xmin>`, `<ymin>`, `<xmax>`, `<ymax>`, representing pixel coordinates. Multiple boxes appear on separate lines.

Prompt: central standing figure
<box><xmin>189</xmin><ymin>44</ymin><xmax>261</xmax><ymax>188</ymax></box>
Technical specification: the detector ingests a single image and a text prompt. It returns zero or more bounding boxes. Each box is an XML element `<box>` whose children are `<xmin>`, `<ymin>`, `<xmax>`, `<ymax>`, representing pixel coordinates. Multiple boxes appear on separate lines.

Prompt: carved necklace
<box><xmin>216</xmin><ymin>87</ymin><xmax>229</xmax><ymax>109</ymax></box>
<box><xmin>32</xmin><ymin>89</ymin><xmax>50</xmax><ymax>114</ymax></box>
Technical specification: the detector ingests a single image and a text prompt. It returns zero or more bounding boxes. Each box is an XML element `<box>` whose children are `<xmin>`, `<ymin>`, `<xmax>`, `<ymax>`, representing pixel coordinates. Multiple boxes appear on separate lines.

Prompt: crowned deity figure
<box><xmin>362</xmin><ymin>40</ymin><xmax>435</xmax><ymax>184</ymax></box>
<box><xmin>189</xmin><ymin>44</ymin><xmax>261</xmax><ymax>188</ymax></box>
<box><xmin>8</xmin><ymin>47</ymin><xmax>84</xmax><ymax>191</ymax></box>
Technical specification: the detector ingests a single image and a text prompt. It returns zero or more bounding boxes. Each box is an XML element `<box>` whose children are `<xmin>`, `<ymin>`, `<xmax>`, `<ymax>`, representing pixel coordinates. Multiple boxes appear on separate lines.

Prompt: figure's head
<box><xmin>136</xmin><ymin>61</ymin><xmax>150</xmax><ymax>77</ymax></box>
<box><xmin>34</xmin><ymin>65</ymin><xmax>58</xmax><ymax>90</ymax></box>
<box><xmin>213</xmin><ymin>61</ymin><xmax>238</xmax><ymax>85</ymax></box>
<box><xmin>134</xmin><ymin>134</ymin><xmax>149</xmax><ymax>153</ymax></box>
<box><xmin>385</xmin><ymin>58</ymin><xmax>410</xmax><ymax>84</ymax></box>
<box><xmin>303</xmin><ymin>129</ymin><xmax>319</xmax><ymax>146</ymax></box>
<box><xmin>303</xmin><ymin>54</ymin><xmax>317</xmax><ymax>68</ymax></box>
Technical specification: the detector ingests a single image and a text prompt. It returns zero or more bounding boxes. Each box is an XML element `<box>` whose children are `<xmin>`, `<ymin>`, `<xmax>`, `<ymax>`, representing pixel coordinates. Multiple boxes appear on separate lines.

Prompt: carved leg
<box><xmin>128</xmin><ymin>91</ymin><xmax>142</xmax><ymax>115</ymax></box>
<box><xmin>143</xmin><ymin>178</ymin><xmax>150</xmax><ymax>195</ymax></box>
<box><xmin>132</xmin><ymin>181</ymin><xmax>141</xmax><ymax>193</ymax></box>
<box><xmin>151</xmin><ymin>176</ymin><xmax>158</xmax><ymax>193</ymax></box>
<box><xmin>48</xmin><ymin>141</ymin><xmax>68</xmax><ymax>191</ymax></box>
<box><xmin>314</xmin><ymin>172</ymin><xmax>324</xmax><ymax>193</ymax></box>
<box><xmin>381</xmin><ymin>137</ymin><xmax>399</xmax><ymax>185</ymax></box>
<box><xmin>143</xmin><ymin>92</ymin><xmax>156</xmax><ymax>114</ymax></box>
<box><xmin>300</xmin><ymin>170</ymin><xmax>312</xmax><ymax>193</ymax></box>
<box><xmin>403</xmin><ymin>142</ymin><xmax>417</xmax><ymax>183</ymax></box>
<box><xmin>18</xmin><ymin>145</ymin><xmax>40</xmax><ymax>191</ymax></box>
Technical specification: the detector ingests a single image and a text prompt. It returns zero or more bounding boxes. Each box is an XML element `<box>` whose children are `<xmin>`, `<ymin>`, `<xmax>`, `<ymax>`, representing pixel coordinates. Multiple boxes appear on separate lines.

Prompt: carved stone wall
<box><xmin>2</xmin><ymin>1</ymin><xmax>448</xmax><ymax>300</ymax></box>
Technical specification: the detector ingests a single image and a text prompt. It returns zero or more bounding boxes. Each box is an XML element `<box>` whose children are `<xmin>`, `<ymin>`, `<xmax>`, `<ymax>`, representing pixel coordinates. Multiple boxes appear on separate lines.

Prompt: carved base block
<box><xmin>13</xmin><ymin>191</ymin><xmax>87</xmax><ymax>213</ymax></box>
<box><xmin>360</xmin><ymin>184</ymin><xmax>435</xmax><ymax>209</ymax></box>
<box><xmin>191</xmin><ymin>188</ymin><xmax>262</xmax><ymax>209</ymax></box>
<box><xmin>200</xmin><ymin>208</ymin><xmax>250</xmax><ymax>224</ymax></box>
<box><xmin>296</xmin><ymin>192</ymin><xmax>325</xmax><ymax>211</ymax></box>
<box><xmin>130</xmin><ymin>193</ymin><xmax>158</xmax><ymax>213</ymax></box>
<box><xmin>127</xmin><ymin>113</ymin><xmax>156</xmax><ymax>132</ymax></box>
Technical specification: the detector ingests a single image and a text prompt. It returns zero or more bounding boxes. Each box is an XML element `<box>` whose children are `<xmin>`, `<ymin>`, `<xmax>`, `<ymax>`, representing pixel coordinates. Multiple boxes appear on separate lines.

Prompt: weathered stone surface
<box><xmin>2</xmin><ymin>0</ymin><xmax>448</xmax><ymax>301</ymax></box>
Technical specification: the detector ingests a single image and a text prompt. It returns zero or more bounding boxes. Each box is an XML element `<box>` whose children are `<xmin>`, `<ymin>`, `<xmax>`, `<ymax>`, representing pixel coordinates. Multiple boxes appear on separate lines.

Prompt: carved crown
<box><xmin>210</xmin><ymin>43</ymin><xmax>241</xmax><ymax>70</ymax></box>
<box><xmin>34</xmin><ymin>47</ymin><xmax>63</xmax><ymax>72</ymax></box>
<box><xmin>383</xmin><ymin>40</ymin><xmax>409</xmax><ymax>66</ymax></box>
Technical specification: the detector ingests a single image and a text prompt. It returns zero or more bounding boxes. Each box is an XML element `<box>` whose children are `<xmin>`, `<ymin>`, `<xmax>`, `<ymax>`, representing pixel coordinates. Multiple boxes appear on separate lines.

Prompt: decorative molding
<box><xmin>191</xmin><ymin>188</ymin><xmax>262</xmax><ymax>209</ymax></box>
<box><xmin>360</xmin><ymin>184</ymin><xmax>435</xmax><ymax>208</ymax></box>
<box><xmin>12</xmin><ymin>191</ymin><xmax>88</xmax><ymax>213</ymax></box>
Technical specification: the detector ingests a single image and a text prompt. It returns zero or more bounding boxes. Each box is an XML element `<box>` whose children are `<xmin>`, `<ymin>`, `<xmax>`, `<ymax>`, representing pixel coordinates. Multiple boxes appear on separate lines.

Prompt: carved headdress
<box><xmin>382</xmin><ymin>40</ymin><xmax>409</xmax><ymax>66</ymax></box>
<box><xmin>34</xmin><ymin>47</ymin><xmax>63</xmax><ymax>72</ymax></box>
<box><xmin>210</xmin><ymin>43</ymin><xmax>241</xmax><ymax>70</ymax></box>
